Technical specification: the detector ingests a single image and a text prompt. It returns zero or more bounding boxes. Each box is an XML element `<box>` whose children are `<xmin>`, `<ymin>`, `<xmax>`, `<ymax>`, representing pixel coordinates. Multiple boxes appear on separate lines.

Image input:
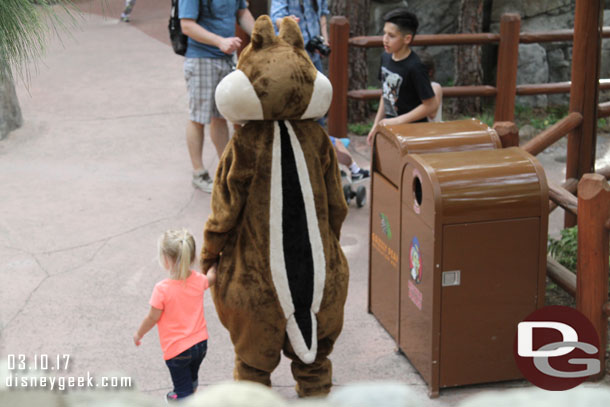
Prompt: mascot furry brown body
<box><xmin>201</xmin><ymin>15</ymin><xmax>349</xmax><ymax>397</ymax></box>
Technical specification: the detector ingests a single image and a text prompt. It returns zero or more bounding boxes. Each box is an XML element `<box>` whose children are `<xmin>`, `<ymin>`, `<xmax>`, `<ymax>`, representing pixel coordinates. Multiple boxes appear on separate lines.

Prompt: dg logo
<box><xmin>513</xmin><ymin>305</ymin><xmax>601</xmax><ymax>390</ymax></box>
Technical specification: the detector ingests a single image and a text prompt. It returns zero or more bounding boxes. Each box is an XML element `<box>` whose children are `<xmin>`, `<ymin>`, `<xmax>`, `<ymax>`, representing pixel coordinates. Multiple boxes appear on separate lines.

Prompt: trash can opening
<box><xmin>413</xmin><ymin>175</ymin><xmax>423</xmax><ymax>208</ymax></box>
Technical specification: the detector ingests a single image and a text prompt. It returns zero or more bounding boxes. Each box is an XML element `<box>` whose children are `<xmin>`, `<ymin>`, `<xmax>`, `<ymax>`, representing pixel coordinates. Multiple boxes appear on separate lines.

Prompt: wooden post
<box><xmin>494</xmin><ymin>13</ymin><xmax>520</xmax><ymax>123</ymax></box>
<box><xmin>328</xmin><ymin>16</ymin><xmax>350</xmax><ymax>138</ymax></box>
<box><xmin>493</xmin><ymin>121</ymin><xmax>519</xmax><ymax>147</ymax></box>
<box><xmin>577</xmin><ymin>173</ymin><xmax>610</xmax><ymax>380</ymax></box>
<box><xmin>566</xmin><ymin>0</ymin><xmax>603</xmax><ymax>227</ymax></box>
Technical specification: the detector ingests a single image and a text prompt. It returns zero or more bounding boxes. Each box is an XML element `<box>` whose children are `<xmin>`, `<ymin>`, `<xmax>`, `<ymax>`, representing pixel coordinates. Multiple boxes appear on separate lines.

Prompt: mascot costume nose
<box><xmin>201</xmin><ymin>15</ymin><xmax>349</xmax><ymax>397</ymax></box>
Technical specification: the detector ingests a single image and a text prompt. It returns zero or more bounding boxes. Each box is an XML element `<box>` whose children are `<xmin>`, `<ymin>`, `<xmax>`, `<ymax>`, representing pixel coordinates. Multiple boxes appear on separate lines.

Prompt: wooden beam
<box><xmin>566</xmin><ymin>0</ymin><xmax>604</xmax><ymax>228</ymax></box>
<box><xmin>493</xmin><ymin>121</ymin><xmax>519</xmax><ymax>148</ymax></box>
<box><xmin>494</xmin><ymin>14</ymin><xmax>521</xmax><ymax>122</ymax></box>
<box><xmin>577</xmin><ymin>173</ymin><xmax>610</xmax><ymax>380</ymax></box>
<box><xmin>547</xmin><ymin>256</ymin><xmax>577</xmax><ymax>297</ymax></box>
<box><xmin>327</xmin><ymin>16</ymin><xmax>350</xmax><ymax>139</ymax></box>
<box><xmin>549</xmin><ymin>178</ymin><xmax>578</xmax><ymax>212</ymax></box>
<box><xmin>548</xmin><ymin>182</ymin><xmax>579</xmax><ymax>215</ymax></box>
<box><xmin>522</xmin><ymin>112</ymin><xmax>583</xmax><ymax>156</ymax></box>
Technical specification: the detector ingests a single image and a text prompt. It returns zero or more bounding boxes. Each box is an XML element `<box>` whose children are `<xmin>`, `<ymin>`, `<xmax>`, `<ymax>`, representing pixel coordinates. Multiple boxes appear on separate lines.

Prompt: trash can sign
<box><xmin>409</xmin><ymin>237</ymin><xmax>422</xmax><ymax>284</ymax></box>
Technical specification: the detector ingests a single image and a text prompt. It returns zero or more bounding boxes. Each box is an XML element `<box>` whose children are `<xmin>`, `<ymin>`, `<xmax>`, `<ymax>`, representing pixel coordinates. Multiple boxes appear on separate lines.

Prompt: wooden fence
<box><xmin>328</xmin><ymin>2</ymin><xmax>610</xmax><ymax>379</ymax></box>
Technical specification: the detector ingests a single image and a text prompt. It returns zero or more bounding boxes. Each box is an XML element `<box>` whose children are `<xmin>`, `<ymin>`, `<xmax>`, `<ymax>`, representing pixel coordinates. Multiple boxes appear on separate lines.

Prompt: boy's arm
<box><xmin>237</xmin><ymin>7</ymin><xmax>255</xmax><ymax>36</ymax></box>
<box><xmin>367</xmin><ymin>96</ymin><xmax>386</xmax><ymax>146</ymax></box>
<box><xmin>380</xmin><ymin>96</ymin><xmax>437</xmax><ymax>126</ymax></box>
<box><xmin>133</xmin><ymin>307</ymin><xmax>162</xmax><ymax>346</ymax></box>
<box><xmin>201</xmin><ymin>138</ymin><xmax>251</xmax><ymax>272</ymax></box>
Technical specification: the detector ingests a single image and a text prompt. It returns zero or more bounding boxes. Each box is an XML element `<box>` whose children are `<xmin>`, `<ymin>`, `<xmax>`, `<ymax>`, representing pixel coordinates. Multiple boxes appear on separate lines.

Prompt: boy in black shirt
<box><xmin>367</xmin><ymin>9</ymin><xmax>437</xmax><ymax>145</ymax></box>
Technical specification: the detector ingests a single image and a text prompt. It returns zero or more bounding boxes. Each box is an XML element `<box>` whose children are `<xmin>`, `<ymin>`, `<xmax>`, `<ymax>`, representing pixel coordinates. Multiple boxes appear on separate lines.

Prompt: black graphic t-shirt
<box><xmin>379</xmin><ymin>51</ymin><xmax>435</xmax><ymax>121</ymax></box>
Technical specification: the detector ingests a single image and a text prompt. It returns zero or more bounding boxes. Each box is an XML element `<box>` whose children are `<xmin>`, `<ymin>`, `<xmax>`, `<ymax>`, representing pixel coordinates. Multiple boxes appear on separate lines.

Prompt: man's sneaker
<box><xmin>120</xmin><ymin>14</ymin><xmax>130</xmax><ymax>22</ymax></box>
<box><xmin>165</xmin><ymin>391</ymin><xmax>178</xmax><ymax>404</ymax></box>
<box><xmin>192</xmin><ymin>169</ymin><xmax>213</xmax><ymax>193</ymax></box>
<box><xmin>351</xmin><ymin>168</ymin><xmax>370</xmax><ymax>182</ymax></box>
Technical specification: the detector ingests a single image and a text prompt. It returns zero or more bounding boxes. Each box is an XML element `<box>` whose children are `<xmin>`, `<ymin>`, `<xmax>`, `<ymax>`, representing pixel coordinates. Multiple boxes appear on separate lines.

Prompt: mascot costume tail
<box><xmin>201</xmin><ymin>15</ymin><xmax>349</xmax><ymax>397</ymax></box>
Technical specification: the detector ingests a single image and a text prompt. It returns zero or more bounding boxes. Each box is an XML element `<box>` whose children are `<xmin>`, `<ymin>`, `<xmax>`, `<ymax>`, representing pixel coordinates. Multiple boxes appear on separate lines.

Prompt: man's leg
<box><xmin>209</xmin><ymin>116</ymin><xmax>229</xmax><ymax>158</ymax></box>
<box><xmin>186</xmin><ymin>120</ymin><xmax>205</xmax><ymax>171</ymax></box>
<box><xmin>283</xmin><ymin>336</ymin><xmax>334</xmax><ymax>397</ymax></box>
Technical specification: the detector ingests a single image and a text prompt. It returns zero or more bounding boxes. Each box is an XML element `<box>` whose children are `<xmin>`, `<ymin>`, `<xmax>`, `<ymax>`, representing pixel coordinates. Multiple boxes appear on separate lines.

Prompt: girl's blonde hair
<box><xmin>158</xmin><ymin>229</ymin><xmax>196</xmax><ymax>280</ymax></box>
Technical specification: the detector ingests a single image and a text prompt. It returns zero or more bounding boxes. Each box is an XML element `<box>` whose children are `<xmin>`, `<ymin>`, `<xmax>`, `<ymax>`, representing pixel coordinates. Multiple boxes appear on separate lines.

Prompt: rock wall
<box><xmin>360</xmin><ymin>0</ymin><xmax>610</xmax><ymax>108</ymax></box>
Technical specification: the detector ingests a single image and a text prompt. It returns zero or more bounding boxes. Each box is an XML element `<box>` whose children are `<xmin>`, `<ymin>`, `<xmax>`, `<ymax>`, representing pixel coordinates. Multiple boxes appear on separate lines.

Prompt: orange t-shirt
<box><xmin>149</xmin><ymin>270</ymin><xmax>210</xmax><ymax>360</ymax></box>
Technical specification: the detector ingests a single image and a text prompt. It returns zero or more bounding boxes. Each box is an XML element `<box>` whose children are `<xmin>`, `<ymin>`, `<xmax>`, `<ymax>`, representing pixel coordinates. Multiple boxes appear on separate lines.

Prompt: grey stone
<box><xmin>491</xmin><ymin>0</ymin><xmax>572</xmax><ymax>22</ymax></box>
<box><xmin>519</xmin><ymin>124</ymin><xmax>538</xmax><ymax>140</ymax></box>
<box><xmin>517</xmin><ymin>43</ymin><xmax>549</xmax><ymax>107</ymax></box>
<box><xmin>0</xmin><ymin>74</ymin><xmax>23</xmax><ymax>140</ymax></box>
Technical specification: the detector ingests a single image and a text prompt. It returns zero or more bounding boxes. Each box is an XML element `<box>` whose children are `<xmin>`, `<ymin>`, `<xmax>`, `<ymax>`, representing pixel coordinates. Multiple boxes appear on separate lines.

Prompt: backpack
<box><xmin>168</xmin><ymin>0</ymin><xmax>188</xmax><ymax>56</ymax></box>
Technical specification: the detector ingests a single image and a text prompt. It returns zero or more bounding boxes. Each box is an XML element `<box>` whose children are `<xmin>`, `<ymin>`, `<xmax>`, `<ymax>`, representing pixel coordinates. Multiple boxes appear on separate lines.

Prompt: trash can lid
<box><xmin>378</xmin><ymin>118</ymin><xmax>501</xmax><ymax>157</ymax></box>
<box><xmin>405</xmin><ymin>147</ymin><xmax>549</xmax><ymax>224</ymax></box>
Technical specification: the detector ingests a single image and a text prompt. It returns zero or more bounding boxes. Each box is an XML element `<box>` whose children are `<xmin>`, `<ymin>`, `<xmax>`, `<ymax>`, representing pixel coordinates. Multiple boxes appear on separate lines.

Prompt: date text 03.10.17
<box><xmin>7</xmin><ymin>354</ymin><xmax>70</xmax><ymax>371</ymax></box>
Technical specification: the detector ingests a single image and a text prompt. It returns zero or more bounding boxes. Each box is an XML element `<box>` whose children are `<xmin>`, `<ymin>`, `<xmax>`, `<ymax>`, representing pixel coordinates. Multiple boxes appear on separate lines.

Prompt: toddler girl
<box><xmin>134</xmin><ymin>229</ymin><xmax>216</xmax><ymax>401</ymax></box>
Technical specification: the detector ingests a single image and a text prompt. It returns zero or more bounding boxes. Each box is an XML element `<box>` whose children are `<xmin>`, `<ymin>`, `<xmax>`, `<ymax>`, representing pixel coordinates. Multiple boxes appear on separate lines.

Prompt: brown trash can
<box><xmin>399</xmin><ymin>147</ymin><xmax>548</xmax><ymax>397</ymax></box>
<box><xmin>369</xmin><ymin>119</ymin><xmax>501</xmax><ymax>341</ymax></box>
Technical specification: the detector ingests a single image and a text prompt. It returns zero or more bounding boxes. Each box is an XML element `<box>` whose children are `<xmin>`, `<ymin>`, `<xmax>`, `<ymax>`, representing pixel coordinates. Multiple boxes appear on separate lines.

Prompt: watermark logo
<box><xmin>513</xmin><ymin>305</ymin><xmax>601</xmax><ymax>390</ymax></box>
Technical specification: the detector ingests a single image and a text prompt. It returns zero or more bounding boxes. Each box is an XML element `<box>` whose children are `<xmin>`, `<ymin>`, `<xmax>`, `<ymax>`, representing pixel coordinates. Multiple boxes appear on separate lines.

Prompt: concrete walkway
<box><xmin>1</xmin><ymin>2</ymin><xmax>609</xmax><ymax>406</ymax></box>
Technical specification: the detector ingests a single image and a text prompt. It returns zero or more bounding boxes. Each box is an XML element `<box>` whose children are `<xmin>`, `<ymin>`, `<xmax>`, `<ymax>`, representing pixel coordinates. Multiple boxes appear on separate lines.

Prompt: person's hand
<box><xmin>218</xmin><ymin>37</ymin><xmax>242</xmax><ymax>55</ymax></box>
<box><xmin>133</xmin><ymin>333</ymin><xmax>142</xmax><ymax>346</ymax></box>
<box><xmin>367</xmin><ymin>124</ymin><xmax>378</xmax><ymax>146</ymax></box>
<box><xmin>277</xmin><ymin>15</ymin><xmax>300</xmax><ymax>26</ymax></box>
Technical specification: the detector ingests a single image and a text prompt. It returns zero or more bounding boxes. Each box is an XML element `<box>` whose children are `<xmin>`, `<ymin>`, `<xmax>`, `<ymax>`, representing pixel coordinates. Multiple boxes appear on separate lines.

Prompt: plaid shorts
<box><xmin>184</xmin><ymin>57</ymin><xmax>234</xmax><ymax>124</ymax></box>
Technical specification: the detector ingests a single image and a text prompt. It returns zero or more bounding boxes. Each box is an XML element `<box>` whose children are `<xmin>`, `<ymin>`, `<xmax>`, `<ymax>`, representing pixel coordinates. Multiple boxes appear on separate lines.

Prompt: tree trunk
<box><xmin>453</xmin><ymin>0</ymin><xmax>484</xmax><ymax>115</ymax></box>
<box><xmin>330</xmin><ymin>0</ymin><xmax>370</xmax><ymax>123</ymax></box>
<box><xmin>0</xmin><ymin>68</ymin><xmax>23</xmax><ymax>140</ymax></box>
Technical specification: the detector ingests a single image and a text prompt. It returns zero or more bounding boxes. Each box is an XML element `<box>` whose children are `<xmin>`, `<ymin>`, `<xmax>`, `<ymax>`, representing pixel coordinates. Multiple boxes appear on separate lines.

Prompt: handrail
<box><xmin>550</xmin><ymin>178</ymin><xmax>578</xmax><ymax>213</ymax></box>
<box><xmin>522</xmin><ymin>112</ymin><xmax>583</xmax><ymax>156</ymax></box>
<box><xmin>547</xmin><ymin>256</ymin><xmax>577</xmax><ymax>297</ymax></box>
<box><xmin>347</xmin><ymin>85</ymin><xmax>497</xmax><ymax>101</ymax></box>
<box><xmin>349</xmin><ymin>27</ymin><xmax>610</xmax><ymax>48</ymax></box>
<box><xmin>548</xmin><ymin>182</ymin><xmax>579</xmax><ymax>215</ymax></box>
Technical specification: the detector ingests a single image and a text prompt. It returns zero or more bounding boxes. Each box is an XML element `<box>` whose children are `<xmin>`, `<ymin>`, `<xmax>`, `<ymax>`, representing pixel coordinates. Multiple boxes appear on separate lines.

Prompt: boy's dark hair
<box><xmin>383</xmin><ymin>8</ymin><xmax>419</xmax><ymax>37</ymax></box>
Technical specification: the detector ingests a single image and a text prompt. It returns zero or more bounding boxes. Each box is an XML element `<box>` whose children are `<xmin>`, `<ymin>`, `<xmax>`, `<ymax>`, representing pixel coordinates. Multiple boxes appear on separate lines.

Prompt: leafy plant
<box><xmin>348</xmin><ymin>121</ymin><xmax>373</xmax><ymax>136</ymax></box>
<box><xmin>548</xmin><ymin>227</ymin><xmax>578</xmax><ymax>272</ymax></box>
<box><xmin>0</xmin><ymin>0</ymin><xmax>78</xmax><ymax>81</ymax></box>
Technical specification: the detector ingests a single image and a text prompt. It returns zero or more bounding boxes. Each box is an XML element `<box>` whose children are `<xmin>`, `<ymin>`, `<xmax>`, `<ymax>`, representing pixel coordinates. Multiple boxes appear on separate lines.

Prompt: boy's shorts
<box><xmin>184</xmin><ymin>57</ymin><xmax>233</xmax><ymax>125</ymax></box>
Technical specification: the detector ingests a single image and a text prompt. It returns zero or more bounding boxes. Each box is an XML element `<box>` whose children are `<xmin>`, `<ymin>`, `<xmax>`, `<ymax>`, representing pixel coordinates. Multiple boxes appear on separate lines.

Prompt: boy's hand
<box><xmin>133</xmin><ymin>333</ymin><xmax>142</xmax><ymax>346</ymax></box>
<box><xmin>367</xmin><ymin>124</ymin><xmax>378</xmax><ymax>146</ymax></box>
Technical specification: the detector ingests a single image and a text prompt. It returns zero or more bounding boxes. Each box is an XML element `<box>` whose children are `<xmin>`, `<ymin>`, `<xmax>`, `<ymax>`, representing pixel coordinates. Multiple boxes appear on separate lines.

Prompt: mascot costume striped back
<box><xmin>201</xmin><ymin>15</ymin><xmax>349</xmax><ymax>397</ymax></box>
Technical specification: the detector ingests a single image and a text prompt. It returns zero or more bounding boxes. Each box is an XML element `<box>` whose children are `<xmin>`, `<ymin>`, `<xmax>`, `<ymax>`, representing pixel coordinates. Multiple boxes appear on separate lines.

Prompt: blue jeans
<box><xmin>165</xmin><ymin>340</ymin><xmax>207</xmax><ymax>399</ymax></box>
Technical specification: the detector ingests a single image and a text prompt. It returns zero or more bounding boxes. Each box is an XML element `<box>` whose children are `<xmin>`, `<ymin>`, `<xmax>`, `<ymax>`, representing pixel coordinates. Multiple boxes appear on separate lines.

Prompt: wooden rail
<box><xmin>549</xmin><ymin>178</ymin><xmax>578</xmax><ymax>213</ymax></box>
<box><xmin>547</xmin><ymin>256</ymin><xmax>577</xmax><ymax>297</ymax></box>
<box><xmin>522</xmin><ymin>112</ymin><xmax>583</xmax><ymax>156</ymax></box>
<box><xmin>347</xmin><ymin>27</ymin><xmax>610</xmax><ymax>48</ymax></box>
<box><xmin>549</xmin><ymin>183</ymin><xmax>579</xmax><ymax>216</ymax></box>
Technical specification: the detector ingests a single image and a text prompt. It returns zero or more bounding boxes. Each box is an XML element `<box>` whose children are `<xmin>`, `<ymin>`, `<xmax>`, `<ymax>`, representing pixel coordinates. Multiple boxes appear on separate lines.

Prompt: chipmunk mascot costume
<box><xmin>200</xmin><ymin>15</ymin><xmax>349</xmax><ymax>397</ymax></box>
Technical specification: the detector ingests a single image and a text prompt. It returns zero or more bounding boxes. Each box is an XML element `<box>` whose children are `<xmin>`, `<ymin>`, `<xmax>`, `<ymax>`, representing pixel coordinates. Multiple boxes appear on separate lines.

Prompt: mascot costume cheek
<box><xmin>201</xmin><ymin>15</ymin><xmax>349</xmax><ymax>397</ymax></box>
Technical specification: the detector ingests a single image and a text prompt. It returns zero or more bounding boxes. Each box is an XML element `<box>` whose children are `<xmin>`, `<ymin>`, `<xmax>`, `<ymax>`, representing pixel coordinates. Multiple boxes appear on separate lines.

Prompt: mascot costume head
<box><xmin>202</xmin><ymin>15</ymin><xmax>349</xmax><ymax>397</ymax></box>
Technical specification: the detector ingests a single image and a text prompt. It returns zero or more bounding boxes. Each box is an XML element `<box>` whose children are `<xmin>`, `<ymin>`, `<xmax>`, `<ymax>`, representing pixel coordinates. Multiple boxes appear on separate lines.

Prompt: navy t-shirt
<box><xmin>379</xmin><ymin>50</ymin><xmax>435</xmax><ymax>121</ymax></box>
<box><xmin>179</xmin><ymin>0</ymin><xmax>247</xmax><ymax>58</ymax></box>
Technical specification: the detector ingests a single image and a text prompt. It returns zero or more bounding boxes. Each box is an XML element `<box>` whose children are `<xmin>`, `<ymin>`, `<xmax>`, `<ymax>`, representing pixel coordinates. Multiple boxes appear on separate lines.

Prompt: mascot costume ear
<box><xmin>203</xmin><ymin>14</ymin><xmax>348</xmax><ymax>398</ymax></box>
<box><xmin>215</xmin><ymin>15</ymin><xmax>332</xmax><ymax>124</ymax></box>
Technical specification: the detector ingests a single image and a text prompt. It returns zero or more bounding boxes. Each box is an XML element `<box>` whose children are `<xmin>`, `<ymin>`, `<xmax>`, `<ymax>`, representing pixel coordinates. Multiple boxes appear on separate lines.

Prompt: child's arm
<box><xmin>367</xmin><ymin>96</ymin><xmax>386</xmax><ymax>146</ymax></box>
<box><xmin>133</xmin><ymin>306</ymin><xmax>162</xmax><ymax>346</ymax></box>
<box><xmin>380</xmin><ymin>96</ymin><xmax>437</xmax><ymax>127</ymax></box>
<box><xmin>204</xmin><ymin>263</ymin><xmax>217</xmax><ymax>287</ymax></box>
